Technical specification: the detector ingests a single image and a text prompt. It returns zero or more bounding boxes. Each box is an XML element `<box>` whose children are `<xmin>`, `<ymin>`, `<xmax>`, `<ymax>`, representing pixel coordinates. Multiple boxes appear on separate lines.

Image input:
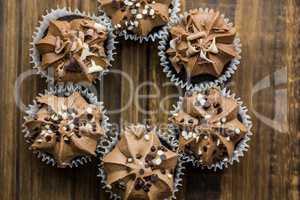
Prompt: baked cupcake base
<box><xmin>23</xmin><ymin>83</ymin><xmax>111</xmax><ymax>168</ymax></box>
<box><xmin>169</xmin><ymin>87</ymin><xmax>252</xmax><ymax>171</ymax></box>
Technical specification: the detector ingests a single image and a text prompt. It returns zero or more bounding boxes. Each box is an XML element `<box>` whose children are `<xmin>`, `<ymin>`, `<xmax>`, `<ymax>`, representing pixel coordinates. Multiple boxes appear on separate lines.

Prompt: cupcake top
<box><xmin>36</xmin><ymin>16</ymin><xmax>110</xmax><ymax>83</ymax></box>
<box><xmin>166</xmin><ymin>9</ymin><xmax>238</xmax><ymax>78</ymax></box>
<box><xmin>23</xmin><ymin>92</ymin><xmax>106</xmax><ymax>168</ymax></box>
<box><xmin>169</xmin><ymin>88</ymin><xmax>247</xmax><ymax>166</ymax></box>
<box><xmin>98</xmin><ymin>0</ymin><xmax>173</xmax><ymax>36</ymax></box>
<box><xmin>102</xmin><ymin>124</ymin><xmax>178</xmax><ymax>200</ymax></box>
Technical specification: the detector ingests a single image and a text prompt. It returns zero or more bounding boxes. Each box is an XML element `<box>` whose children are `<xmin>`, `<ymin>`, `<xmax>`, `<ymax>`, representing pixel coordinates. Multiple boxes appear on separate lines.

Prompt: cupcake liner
<box><xmin>96</xmin><ymin>125</ymin><xmax>185</xmax><ymax>200</ymax></box>
<box><xmin>169</xmin><ymin>87</ymin><xmax>253</xmax><ymax>171</ymax></box>
<box><xmin>22</xmin><ymin>83</ymin><xmax>111</xmax><ymax>168</ymax></box>
<box><xmin>30</xmin><ymin>7</ymin><xmax>117</xmax><ymax>83</ymax></box>
<box><xmin>158</xmin><ymin>8</ymin><xmax>242</xmax><ymax>90</ymax></box>
<box><xmin>97</xmin><ymin>0</ymin><xmax>181</xmax><ymax>43</ymax></box>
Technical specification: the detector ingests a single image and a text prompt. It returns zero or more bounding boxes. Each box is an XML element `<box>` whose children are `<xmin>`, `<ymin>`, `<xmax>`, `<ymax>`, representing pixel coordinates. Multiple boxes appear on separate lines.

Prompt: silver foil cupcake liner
<box><xmin>158</xmin><ymin>8</ymin><xmax>242</xmax><ymax>90</ymax></box>
<box><xmin>169</xmin><ymin>87</ymin><xmax>253</xmax><ymax>171</ymax></box>
<box><xmin>97</xmin><ymin>0</ymin><xmax>181</xmax><ymax>43</ymax></box>
<box><xmin>30</xmin><ymin>7</ymin><xmax>117</xmax><ymax>83</ymax></box>
<box><xmin>96</xmin><ymin>124</ymin><xmax>185</xmax><ymax>200</ymax></box>
<box><xmin>23</xmin><ymin>83</ymin><xmax>111</xmax><ymax>168</ymax></box>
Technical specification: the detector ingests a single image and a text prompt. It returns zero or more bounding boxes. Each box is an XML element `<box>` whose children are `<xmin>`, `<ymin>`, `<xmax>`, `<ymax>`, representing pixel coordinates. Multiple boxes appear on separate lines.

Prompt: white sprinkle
<box><xmin>145</xmin><ymin>5</ymin><xmax>150</xmax><ymax>9</ymax></box>
<box><xmin>106</xmin><ymin>185</ymin><xmax>112</xmax><ymax>189</ymax></box>
<box><xmin>86</xmin><ymin>107</ymin><xmax>93</xmax><ymax>114</ymax></box>
<box><xmin>152</xmin><ymin>158</ymin><xmax>162</xmax><ymax>165</ymax></box>
<box><xmin>69</xmin><ymin>124</ymin><xmax>75</xmax><ymax>130</ymax></box>
<box><xmin>127</xmin><ymin>25</ymin><xmax>134</xmax><ymax>30</ymax></box>
<box><xmin>71</xmin><ymin>113</ymin><xmax>76</xmax><ymax>118</ymax></box>
<box><xmin>142</xmin><ymin>9</ymin><xmax>148</xmax><ymax>15</ymax></box>
<box><xmin>134</xmin><ymin>20</ymin><xmax>139</xmax><ymax>27</ymax></box>
<box><xmin>85</xmin><ymin>123</ymin><xmax>93</xmax><ymax>130</ymax></box>
<box><xmin>62</xmin><ymin>105</ymin><xmax>67</xmax><ymax>111</ymax></box>
<box><xmin>127</xmin><ymin>157</ymin><xmax>133</xmax><ymax>163</ymax></box>
<box><xmin>199</xmin><ymin>159</ymin><xmax>203</xmax><ymax>163</ymax></box>
<box><xmin>217</xmin><ymin>139</ymin><xmax>220</xmax><ymax>146</ymax></box>
<box><xmin>221</xmin><ymin>117</ymin><xmax>227</xmax><ymax>123</ymax></box>
<box><xmin>216</xmin><ymin>122</ymin><xmax>222</xmax><ymax>126</ymax></box>
<box><xmin>167</xmin><ymin>174</ymin><xmax>173</xmax><ymax>179</ymax></box>
<box><xmin>135</xmin><ymin>2</ymin><xmax>141</xmax><ymax>7</ymax></box>
<box><xmin>235</xmin><ymin>128</ymin><xmax>241</xmax><ymax>134</ymax></box>
<box><xmin>224</xmin><ymin>157</ymin><xmax>228</xmax><ymax>162</ymax></box>
<box><xmin>192</xmin><ymin>133</ymin><xmax>197</xmax><ymax>138</ymax></box>
<box><xmin>204</xmin><ymin>135</ymin><xmax>208</xmax><ymax>140</ymax></box>
<box><xmin>136</xmin><ymin>14</ymin><xmax>143</xmax><ymax>19</ymax></box>
<box><xmin>149</xmin><ymin>9</ymin><xmax>155</xmax><ymax>16</ymax></box>
<box><xmin>226</xmin><ymin>136</ymin><xmax>231</xmax><ymax>141</ymax></box>
<box><xmin>204</xmin><ymin>115</ymin><xmax>211</xmax><ymax>120</ymax></box>
<box><xmin>131</xmin><ymin>9</ymin><xmax>137</xmax><ymax>15</ymax></box>
<box><xmin>157</xmin><ymin>150</ymin><xmax>164</xmax><ymax>156</ymax></box>
<box><xmin>152</xmin><ymin>1</ymin><xmax>156</xmax><ymax>4</ymax></box>
<box><xmin>144</xmin><ymin>134</ymin><xmax>150</xmax><ymax>141</ymax></box>
<box><xmin>198</xmin><ymin>150</ymin><xmax>202</xmax><ymax>155</ymax></box>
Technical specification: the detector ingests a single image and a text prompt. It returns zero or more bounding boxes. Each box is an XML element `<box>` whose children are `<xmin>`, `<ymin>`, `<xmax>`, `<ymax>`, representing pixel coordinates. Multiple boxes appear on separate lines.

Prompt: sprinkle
<box><xmin>235</xmin><ymin>128</ymin><xmax>241</xmax><ymax>134</ymax></box>
<box><xmin>106</xmin><ymin>185</ymin><xmax>112</xmax><ymax>189</ymax></box>
<box><xmin>221</xmin><ymin>117</ymin><xmax>227</xmax><ymax>123</ymax></box>
<box><xmin>192</xmin><ymin>133</ymin><xmax>197</xmax><ymax>138</ymax></box>
<box><xmin>127</xmin><ymin>157</ymin><xmax>133</xmax><ymax>163</ymax></box>
<box><xmin>216</xmin><ymin>122</ymin><xmax>222</xmax><ymax>126</ymax></box>
<box><xmin>85</xmin><ymin>123</ymin><xmax>92</xmax><ymax>130</ymax></box>
<box><xmin>86</xmin><ymin>107</ymin><xmax>93</xmax><ymax>114</ymax></box>
<box><xmin>152</xmin><ymin>158</ymin><xmax>162</xmax><ymax>165</ymax></box>
<box><xmin>142</xmin><ymin>9</ymin><xmax>148</xmax><ymax>15</ymax></box>
<box><xmin>144</xmin><ymin>134</ymin><xmax>150</xmax><ymax>141</ymax></box>
<box><xmin>204</xmin><ymin>115</ymin><xmax>212</xmax><ymax>120</ymax></box>
<box><xmin>133</xmin><ymin>20</ymin><xmax>139</xmax><ymax>27</ymax></box>
<box><xmin>131</xmin><ymin>9</ymin><xmax>137</xmax><ymax>15</ymax></box>
<box><xmin>135</xmin><ymin>2</ymin><xmax>141</xmax><ymax>7</ymax></box>
<box><xmin>198</xmin><ymin>150</ymin><xmax>202</xmax><ymax>155</ymax></box>
<box><xmin>145</xmin><ymin>5</ymin><xmax>150</xmax><ymax>9</ymax></box>
<box><xmin>224</xmin><ymin>158</ymin><xmax>228</xmax><ymax>162</ymax></box>
<box><xmin>226</xmin><ymin>136</ymin><xmax>231</xmax><ymax>141</ymax></box>
<box><xmin>157</xmin><ymin>150</ymin><xmax>164</xmax><ymax>156</ymax></box>
<box><xmin>217</xmin><ymin>139</ymin><xmax>220</xmax><ymax>146</ymax></box>
<box><xmin>69</xmin><ymin>124</ymin><xmax>75</xmax><ymax>130</ymax></box>
<box><xmin>204</xmin><ymin>135</ymin><xmax>208</xmax><ymax>140</ymax></box>
<box><xmin>149</xmin><ymin>9</ymin><xmax>155</xmax><ymax>16</ymax></box>
<box><xmin>127</xmin><ymin>25</ymin><xmax>134</xmax><ymax>30</ymax></box>
<box><xmin>136</xmin><ymin>14</ymin><xmax>143</xmax><ymax>19</ymax></box>
<box><xmin>152</xmin><ymin>1</ymin><xmax>156</xmax><ymax>4</ymax></box>
<box><xmin>167</xmin><ymin>174</ymin><xmax>173</xmax><ymax>179</ymax></box>
<box><xmin>199</xmin><ymin>159</ymin><xmax>203</xmax><ymax>163</ymax></box>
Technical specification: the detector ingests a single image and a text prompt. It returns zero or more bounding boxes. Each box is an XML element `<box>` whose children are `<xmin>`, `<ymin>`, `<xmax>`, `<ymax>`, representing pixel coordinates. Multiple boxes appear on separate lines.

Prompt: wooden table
<box><xmin>0</xmin><ymin>0</ymin><xmax>299</xmax><ymax>199</ymax></box>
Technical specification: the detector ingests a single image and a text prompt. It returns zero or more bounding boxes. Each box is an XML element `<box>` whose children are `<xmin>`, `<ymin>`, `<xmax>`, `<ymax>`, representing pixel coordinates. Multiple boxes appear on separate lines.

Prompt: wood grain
<box><xmin>0</xmin><ymin>0</ymin><xmax>299</xmax><ymax>200</ymax></box>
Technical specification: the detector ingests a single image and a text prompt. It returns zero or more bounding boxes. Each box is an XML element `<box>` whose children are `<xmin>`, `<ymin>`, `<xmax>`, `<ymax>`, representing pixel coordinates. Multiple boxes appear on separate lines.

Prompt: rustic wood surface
<box><xmin>0</xmin><ymin>0</ymin><xmax>299</xmax><ymax>200</ymax></box>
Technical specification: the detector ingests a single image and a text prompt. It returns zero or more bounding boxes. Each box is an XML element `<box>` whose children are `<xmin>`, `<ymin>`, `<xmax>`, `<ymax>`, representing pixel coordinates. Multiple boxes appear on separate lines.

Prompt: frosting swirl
<box><xmin>169</xmin><ymin>89</ymin><xmax>247</xmax><ymax>166</ymax></box>
<box><xmin>36</xmin><ymin>17</ymin><xmax>110</xmax><ymax>83</ymax></box>
<box><xmin>23</xmin><ymin>92</ymin><xmax>105</xmax><ymax>168</ymax></box>
<box><xmin>102</xmin><ymin>124</ymin><xmax>177</xmax><ymax>200</ymax></box>
<box><xmin>167</xmin><ymin>9</ymin><xmax>238</xmax><ymax>78</ymax></box>
<box><xmin>98</xmin><ymin>0</ymin><xmax>172</xmax><ymax>36</ymax></box>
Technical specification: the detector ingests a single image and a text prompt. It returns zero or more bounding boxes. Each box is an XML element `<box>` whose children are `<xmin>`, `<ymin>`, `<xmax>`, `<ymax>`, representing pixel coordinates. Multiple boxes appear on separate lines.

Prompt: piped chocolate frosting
<box><xmin>98</xmin><ymin>0</ymin><xmax>173</xmax><ymax>36</ymax></box>
<box><xmin>23</xmin><ymin>92</ymin><xmax>106</xmax><ymax>168</ymax></box>
<box><xmin>102</xmin><ymin>124</ymin><xmax>178</xmax><ymax>200</ymax></box>
<box><xmin>170</xmin><ymin>88</ymin><xmax>247</xmax><ymax>166</ymax></box>
<box><xmin>36</xmin><ymin>17</ymin><xmax>110</xmax><ymax>83</ymax></box>
<box><xmin>166</xmin><ymin>9</ymin><xmax>238</xmax><ymax>78</ymax></box>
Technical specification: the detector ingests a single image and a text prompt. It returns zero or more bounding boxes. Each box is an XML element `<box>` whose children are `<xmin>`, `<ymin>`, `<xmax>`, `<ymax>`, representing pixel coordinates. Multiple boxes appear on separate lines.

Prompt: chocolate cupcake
<box><xmin>98</xmin><ymin>124</ymin><xmax>184</xmax><ymax>200</ymax></box>
<box><xmin>98</xmin><ymin>0</ymin><xmax>181</xmax><ymax>42</ymax></box>
<box><xmin>23</xmin><ymin>84</ymin><xmax>110</xmax><ymax>168</ymax></box>
<box><xmin>169</xmin><ymin>88</ymin><xmax>252</xmax><ymax>170</ymax></box>
<box><xmin>31</xmin><ymin>8</ymin><xmax>116</xmax><ymax>83</ymax></box>
<box><xmin>159</xmin><ymin>8</ymin><xmax>241</xmax><ymax>89</ymax></box>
